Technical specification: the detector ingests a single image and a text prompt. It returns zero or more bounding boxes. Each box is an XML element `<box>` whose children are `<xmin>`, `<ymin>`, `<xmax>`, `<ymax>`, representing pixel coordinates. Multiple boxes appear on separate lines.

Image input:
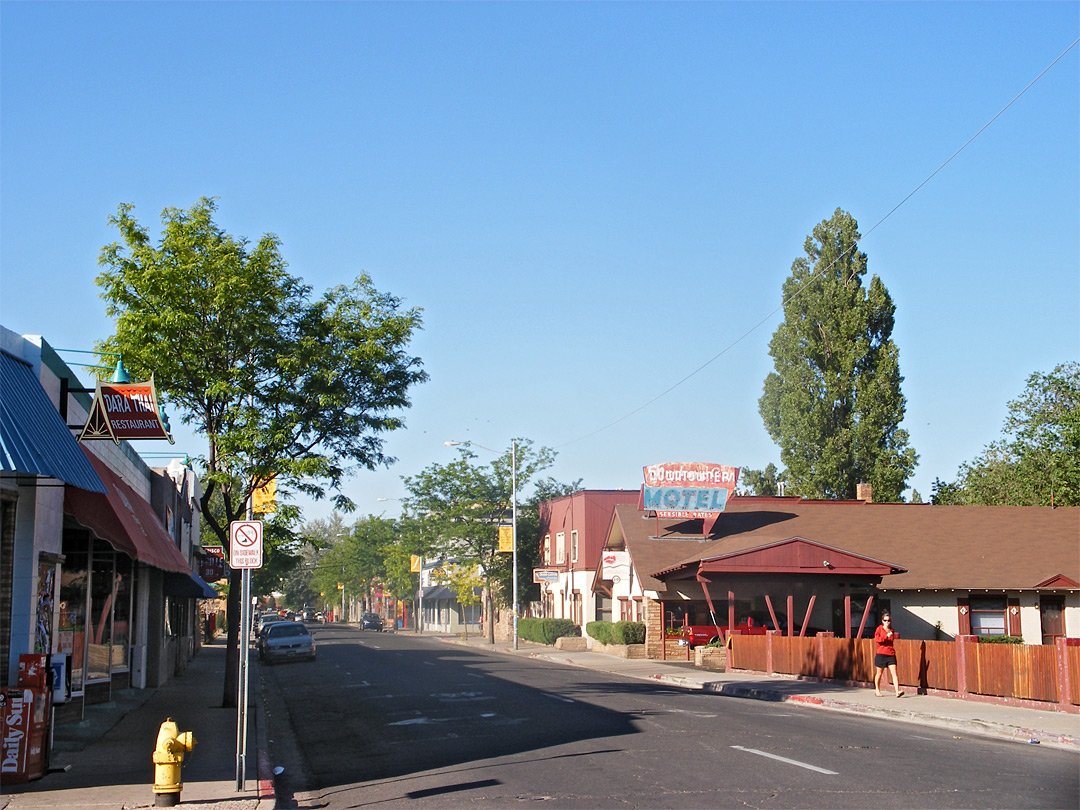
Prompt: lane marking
<box><xmin>730</xmin><ymin>746</ymin><xmax>838</xmax><ymax>775</ymax></box>
<box><xmin>468</xmin><ymin>672</ymin><xmax>484</xmax><ymax>679</ymax></box>
<box><xmin>423</xmin><ymin>661</ymin><xmax>435</xmax><ymax>666</ymax></box>
<box><xmin>542</xmin><ymin>692</ymin><xmax>575</xmax><ymax>703</ymax></box>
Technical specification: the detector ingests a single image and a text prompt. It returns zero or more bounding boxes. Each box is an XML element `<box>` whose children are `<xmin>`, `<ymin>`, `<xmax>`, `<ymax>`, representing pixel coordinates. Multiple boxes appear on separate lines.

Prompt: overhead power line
<box><xmin>556</xmin><ymin>36</ymin><xmax>1080</xmax><ymax>449</ymax></box>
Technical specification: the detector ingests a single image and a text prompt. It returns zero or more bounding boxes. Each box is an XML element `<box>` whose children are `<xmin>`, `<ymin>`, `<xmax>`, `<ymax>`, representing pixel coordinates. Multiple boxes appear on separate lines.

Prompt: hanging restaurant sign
<box><xmin>639</xmin><ymin>462</ymin><xmax>739</xmax><ymax>534</ymax></box>
<box><xmin>77</xmin><ymin>378</ymin><xmax>173</xmax><ymax>444</ymax></box>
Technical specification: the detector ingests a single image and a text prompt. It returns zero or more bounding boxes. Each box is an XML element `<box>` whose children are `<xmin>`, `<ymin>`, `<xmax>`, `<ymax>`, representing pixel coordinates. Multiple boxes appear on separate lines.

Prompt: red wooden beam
<box><xmin>764</xmin><ymin>594</ymin><xmax>781</xmax><ymax>633</ymax></box>
<box><xmin>856</xmin><ymin>596</ymin><xmax>874</xmax><ymax>640</ymax></box>
<box><xmin>799</xmin><ymin>595</ymin><xmax>816</xmax><ymax>638</ymax></box>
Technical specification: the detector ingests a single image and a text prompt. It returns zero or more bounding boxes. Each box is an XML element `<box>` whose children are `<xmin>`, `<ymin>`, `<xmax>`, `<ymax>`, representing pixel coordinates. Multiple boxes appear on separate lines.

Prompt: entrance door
<box><xmin>1040</xmin><ymin>596</ymin><xmax>1065</xmax><ymax>645</ymax></box>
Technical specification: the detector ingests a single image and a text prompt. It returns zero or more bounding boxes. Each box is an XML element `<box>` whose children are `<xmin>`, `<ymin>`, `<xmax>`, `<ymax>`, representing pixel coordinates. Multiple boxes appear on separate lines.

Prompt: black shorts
<box><xmin>875</xmin><ymin>653</ymin><xmax>897</xmax><ymax>668</ymax></box>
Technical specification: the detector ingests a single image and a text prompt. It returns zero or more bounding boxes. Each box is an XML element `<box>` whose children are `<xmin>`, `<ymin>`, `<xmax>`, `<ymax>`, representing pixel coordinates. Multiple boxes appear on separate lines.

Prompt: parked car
<box><xmin>301</xmin><ymin>607</ymin><xmax>316</xmax><ymax>622</ymax></box>
<box><xmin>258</xmin><ymin>621</ymin><xmax>316</xmax><ymax>664</ymax></box>
<box><xmin>314</xmin><ymin>611</ymin><xmax>326</xmax><ymax>623</ymax></box>
<box><xmin>360</xmin><ymin>612</ymin><xmax>384</xmax><ymax>631</ymax></box>
<box><xmin>255</xmin><ymin>614</ymin><xmax>285</xmax><ymax>638</ymax></box>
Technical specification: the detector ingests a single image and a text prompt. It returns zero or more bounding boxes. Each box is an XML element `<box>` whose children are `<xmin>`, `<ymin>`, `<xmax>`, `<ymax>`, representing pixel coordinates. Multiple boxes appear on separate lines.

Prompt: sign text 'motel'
<box><xmin>640</xmin><ymin>462</ymin><xmax>740</xmax><ymax>535</ymax></box>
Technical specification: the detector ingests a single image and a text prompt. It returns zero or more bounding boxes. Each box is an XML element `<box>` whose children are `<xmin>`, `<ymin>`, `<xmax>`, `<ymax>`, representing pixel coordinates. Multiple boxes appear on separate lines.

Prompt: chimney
<box><xmin>856</xmin><ymin>483</ymin><xmax>873</xmax><ymax>503</ymax></box>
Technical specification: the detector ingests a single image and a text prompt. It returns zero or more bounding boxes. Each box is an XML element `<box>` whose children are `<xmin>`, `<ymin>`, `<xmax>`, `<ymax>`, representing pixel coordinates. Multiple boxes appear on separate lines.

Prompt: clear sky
<box><xmin>2</xmin><ymin>2</ymin><xmax>1077</xmax><ymax>520</ymax></box>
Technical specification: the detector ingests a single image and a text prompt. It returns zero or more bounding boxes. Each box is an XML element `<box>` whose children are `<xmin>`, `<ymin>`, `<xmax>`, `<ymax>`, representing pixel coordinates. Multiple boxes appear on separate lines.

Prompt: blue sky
<box><xmin>2</xmin><ymin>2</ymin><xmax>1077</xmax><ymax>519</ymax></box>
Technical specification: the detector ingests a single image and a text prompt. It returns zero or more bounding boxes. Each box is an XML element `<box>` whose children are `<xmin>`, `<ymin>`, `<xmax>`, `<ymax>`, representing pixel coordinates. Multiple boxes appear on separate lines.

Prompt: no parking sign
<box><xmin>229</xmin><ymin>520</ymin><xmax>263</xmax><ymax>569</ymax></box>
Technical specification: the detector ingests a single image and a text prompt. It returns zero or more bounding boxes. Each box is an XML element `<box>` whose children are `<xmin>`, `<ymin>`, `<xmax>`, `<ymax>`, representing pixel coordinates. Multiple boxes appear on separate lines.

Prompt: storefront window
<box><xmin>87</xmin><ymin>544</ymin><xmax>116</xmax><ymax>682</ymax></box>
<box><xmin>111</xmin><ymin>557</ymin><xmax>132</xmax><ymax>672</ymax></box>
<box><xmin>58</xmin><ymin>548</ymin><xmax>88</xmax><ymax>694</ymax></box>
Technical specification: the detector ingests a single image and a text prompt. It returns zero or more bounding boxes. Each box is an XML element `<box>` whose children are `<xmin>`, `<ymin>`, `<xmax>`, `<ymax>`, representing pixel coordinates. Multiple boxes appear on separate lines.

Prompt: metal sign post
<box><xmin>230</xmin><ymin>519</ymin><xmax>263</xmax><ymax>792</ymax></box>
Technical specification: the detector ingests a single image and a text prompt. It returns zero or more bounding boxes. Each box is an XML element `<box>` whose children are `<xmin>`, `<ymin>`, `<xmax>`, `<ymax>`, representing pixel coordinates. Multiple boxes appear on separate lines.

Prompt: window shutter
<box><xmin>1007</xmin><ymin>596</ymin><xmax>1021</xmax><ymax>637</ymax></box>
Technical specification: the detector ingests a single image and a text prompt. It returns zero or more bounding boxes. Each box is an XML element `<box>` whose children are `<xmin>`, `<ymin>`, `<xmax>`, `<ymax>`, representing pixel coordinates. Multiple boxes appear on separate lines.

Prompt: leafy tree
<box><xmin>736</xmin><ymin>463</ymin><xmax>782</xmax><ymax>496</ymax></box>
<box><xmin>446</xmin><ymin>563</ymin><xmax>483</xmax><ymax>638</ymax></box>
<box><xmin>758</xmin><ymin>208</ymin><xmax>917</xmax><ymax>501</ymax></box>
<box><xmin>401</xmin><ymin>439</ymin><xmax>555</xmax><ymax>643</ymax></box>
<box><xmin>933</xmin><ymin>362</ymin><xmax>1079</xmax><ymax>506</ymax></box>
<box><xmin>95</xmin><ymin>197</ymin><xmax>427</xmax><ymax>706</ymax></box>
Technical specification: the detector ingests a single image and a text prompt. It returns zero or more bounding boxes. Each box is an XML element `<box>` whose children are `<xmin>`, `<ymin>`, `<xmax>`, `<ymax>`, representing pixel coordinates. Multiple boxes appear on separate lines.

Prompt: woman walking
<box><xmin>874</xmin><ymin>612</ymin><xmax>904</xmax><ymax>697</ymax></box>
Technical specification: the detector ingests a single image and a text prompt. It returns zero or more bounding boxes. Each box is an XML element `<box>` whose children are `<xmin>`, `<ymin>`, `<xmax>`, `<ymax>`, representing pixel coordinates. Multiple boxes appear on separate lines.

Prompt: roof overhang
<box><xmin>0</xmin><ymin>351</ymin><xmax>106</xmax><ymax>493</ymax></box>
<box><xmin>654</xmin><ymin>536</ymin><xmax>907</xmax><ymax>580</ymax></box>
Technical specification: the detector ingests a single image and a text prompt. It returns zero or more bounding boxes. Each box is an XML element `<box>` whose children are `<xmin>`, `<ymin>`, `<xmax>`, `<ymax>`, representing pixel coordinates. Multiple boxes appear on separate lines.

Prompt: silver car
<box><xmin>257</xmin><ymin>621</ymin><xmax>316</xmax><ymax>664</ymax></box>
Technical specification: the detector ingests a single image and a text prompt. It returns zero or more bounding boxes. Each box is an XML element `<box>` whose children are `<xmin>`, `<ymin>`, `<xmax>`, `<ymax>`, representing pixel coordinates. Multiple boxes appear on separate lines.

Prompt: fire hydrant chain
<box><xmin>152</xmin><ymin>717</ymin><xmax>196</xmax><ymax>807</ymax></box>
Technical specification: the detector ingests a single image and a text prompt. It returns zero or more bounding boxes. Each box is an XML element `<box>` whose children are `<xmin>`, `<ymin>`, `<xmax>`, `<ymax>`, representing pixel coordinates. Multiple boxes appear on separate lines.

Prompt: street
<box><xmin>259</xmin><ymin>625</ymin><xmax>1079</xmax><ymax>809</ymax></box>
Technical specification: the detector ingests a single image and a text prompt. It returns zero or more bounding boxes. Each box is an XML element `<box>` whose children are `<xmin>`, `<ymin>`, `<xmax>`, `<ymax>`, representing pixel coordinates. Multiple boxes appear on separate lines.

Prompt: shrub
<box><xmin>518</xmin><ymin>618</ymin><xmax>578</xmax><ymax>645</ymax></box>
<box><xmin>586</xmin><ymin>620</ymin><xmax>644</xmax><ymax>645</ymax></box>
<box><xmin>586</xmin><ymin>620</ymin><xmax>613</xmax><ymax>645</ymax></box>
<box><xmin>978</xmin><ymin>635</ymin><xmax>1024</xmax><ymax>644</ymax></box>
<box><xmin>613</xmin><ymin>621</ymin><xmax>645</xmax><ymax>645</ymax></box>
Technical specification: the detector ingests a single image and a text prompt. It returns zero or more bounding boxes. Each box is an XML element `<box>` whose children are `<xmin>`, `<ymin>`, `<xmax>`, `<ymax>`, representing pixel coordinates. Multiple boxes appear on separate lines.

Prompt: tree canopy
<box><xmin>95</xmin><ymin>196</ymin><xmax>427</xmax><ymax>704</ymax></box>
<box><xmin>933</xmin><ymin>361</ymin><xmax>1079</xmax><ymax>506</ymax></box>
<box><xmin>758</xmin><ymin>208</ymin><xmax>917</xmax><ymax>501</ymax></box>
<box><xmin>401</xmin><ymin>439</ymin><xmax>556</xmax><ymax>643</ymax></box>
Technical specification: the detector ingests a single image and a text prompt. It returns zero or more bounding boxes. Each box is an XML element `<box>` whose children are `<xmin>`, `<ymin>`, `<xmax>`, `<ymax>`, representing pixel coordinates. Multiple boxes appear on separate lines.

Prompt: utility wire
<box><xmin>556</xmin><ymin>37</ymin><xmax>1080</xmax><ymax>449</ymax></box>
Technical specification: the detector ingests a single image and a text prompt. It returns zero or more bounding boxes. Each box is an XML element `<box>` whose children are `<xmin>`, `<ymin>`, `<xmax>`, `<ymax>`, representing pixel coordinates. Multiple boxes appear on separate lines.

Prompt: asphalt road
<box><xmin>259</xmin><ymin>625</ymin><xmax>1080</xmax><ymax>810</ymax></box>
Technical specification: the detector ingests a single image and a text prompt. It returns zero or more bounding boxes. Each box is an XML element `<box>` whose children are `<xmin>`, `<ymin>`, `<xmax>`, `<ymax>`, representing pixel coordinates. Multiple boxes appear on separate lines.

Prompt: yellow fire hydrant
<box><xmin>152</xmin><ymin>717</ymin><xmax>196</xmax><ymax>807</ymax></box>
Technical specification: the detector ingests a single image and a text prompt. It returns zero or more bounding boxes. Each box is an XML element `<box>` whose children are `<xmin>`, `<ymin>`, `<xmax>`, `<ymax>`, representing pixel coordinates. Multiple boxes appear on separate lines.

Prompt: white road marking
<box><xmin>542</xmin><ymin>692</ymin><xmax>575</xmax><ymax>703</ymax></box>
<box><xmin>730</xmin><ymin>746</ymin><xmax>838</xmax><ymax>775</ymax></box>
<box><xmin>468</xmin><ymin>672</ymin><xmax>484</xmax><ymax>679</ymax></box>
<box><xmin>423</xmin><ymin>661</ymin><xmax>435</xmax><ymax>666</ymax></box>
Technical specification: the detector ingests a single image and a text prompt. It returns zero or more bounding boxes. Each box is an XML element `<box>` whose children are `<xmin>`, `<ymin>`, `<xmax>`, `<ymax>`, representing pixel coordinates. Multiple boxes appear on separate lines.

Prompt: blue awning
<box><xmin>164</xmin><ymin>570</ymin><xmax>219</xmax><ymax>599</ymax></box>
<box><xmin>0</xmin><ymin>351</ymin><xmax>106</xmax><ymax>493</ymax></box>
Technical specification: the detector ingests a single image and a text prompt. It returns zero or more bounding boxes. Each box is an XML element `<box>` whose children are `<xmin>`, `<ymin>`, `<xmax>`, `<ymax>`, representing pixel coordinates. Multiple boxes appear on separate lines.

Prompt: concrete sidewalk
<box><xmin>437</xmin><ymin>635</ymin><xmax>1080</xmax><ymax>751</ymax></box>
<box><xmin>0</xmin><ymin>637</ymin><xmax>272</xmax><ymax>810</ymax></box>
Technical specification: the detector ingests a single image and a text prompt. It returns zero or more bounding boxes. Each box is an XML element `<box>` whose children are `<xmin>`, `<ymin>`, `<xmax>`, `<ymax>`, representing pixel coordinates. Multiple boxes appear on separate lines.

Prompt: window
<box><xmin>969</xmin><ymin>597</ymin><xmax>1007</xmax><ymax>636</ymax></box>
<box><xmin>556</xmin><ymin>532</ymin><xmax>565</xmax><ymax>564</ymax></box>
<box><xmin>571</xmin><ymin>530</ymin><xmax>579</xmax><ymax>563</ymax></box>
<box><xmin>543</xmin><ymin>534</ymin><xmax>551</xmax><ymax>565</ymax></box>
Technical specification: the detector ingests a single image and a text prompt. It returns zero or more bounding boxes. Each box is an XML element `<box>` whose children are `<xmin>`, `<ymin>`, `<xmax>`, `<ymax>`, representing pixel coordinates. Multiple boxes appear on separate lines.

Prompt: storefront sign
<box><xmin>601</xmin><ymin>551</ymin><xmax>630</xmax><ymax>584</ymax></box>
<box><xmin>533</xmin><ymin>569</ymin><xmax>560</xmax><ymax>584</ymax></box>
<box><xmin>78</xmin><ymin>378</ymin><xmax>173</xmax><ymax>444</ymax></box>
<box><xmin>640</xmin><ymin>462</ymin><xmax>740</xmax><ymax>534</ymax></box>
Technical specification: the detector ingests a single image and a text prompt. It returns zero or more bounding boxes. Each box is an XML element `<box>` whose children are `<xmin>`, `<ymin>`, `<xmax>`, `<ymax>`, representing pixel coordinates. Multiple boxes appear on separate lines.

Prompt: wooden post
<box><xmin>800</xmin><ymin>595</ymin><xmax>817</xmax><ymax>638</ymax></box>
<box><xmin>844</xmin><ymin>594</ymin><xmax>852</xmax><ymax>639</ymax></box>
<box><xmin>786</xmin><ymin>594</ymin><xmax>794</xmax><ymax>637</ymax></box>
<box><xmin>855</xmin><ymin>596</ymin><xmax>874</xmax><ymax>640</ymax></box>
<box><xmin>1055</xmin><ymin>636</ymin><xmax>1073</xmax><ymax>712</ymax></box>
<box><xmin>956</xmin><ymin>635</ymin><xmax>976</xmax><ymax>696</ymax></box>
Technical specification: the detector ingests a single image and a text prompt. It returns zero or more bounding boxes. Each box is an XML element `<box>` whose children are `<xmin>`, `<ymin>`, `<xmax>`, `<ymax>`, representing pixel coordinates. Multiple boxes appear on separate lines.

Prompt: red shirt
<box><xmin>874</xmin><ymin>624</ymin><xmax>898</xmax><ymax>656</ymax></box>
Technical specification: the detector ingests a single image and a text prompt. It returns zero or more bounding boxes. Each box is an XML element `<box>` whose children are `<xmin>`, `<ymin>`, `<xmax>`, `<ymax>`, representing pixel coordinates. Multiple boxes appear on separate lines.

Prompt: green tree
<box><xmin>933</xmin><ymin>362</ymin><xmax>1079</xmax><ymax>506</ymax></box>
<box><xmin>95</xmin><ymin>197</ymin><xmax>427</xmax><ymax>706</ymax></box>
<box><xmin>401</xmin><ymin>439</ymin><xmax>555</xmax><ymax>643</ymax></box>
<box><xmin>446</xmin><ymin>563</ymin><xmax>483</xmax><ymax>638</ymax></box>
<box><xmin>758</xmin><ymin>208</ymin><xmax>917</xmax><ymax>501</ymax></box>
<box><xmin>736</xmin><ymin>463</ymin><xmax>782</xmax><ymax>496</ymax></box>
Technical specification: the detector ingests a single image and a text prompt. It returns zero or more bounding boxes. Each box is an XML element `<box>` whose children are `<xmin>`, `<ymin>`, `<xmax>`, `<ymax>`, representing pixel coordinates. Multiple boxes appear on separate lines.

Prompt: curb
<box><xmin>705</xmin><ymin>682</ymin><xmax>1079</xmax><ymax>751</ymax></box>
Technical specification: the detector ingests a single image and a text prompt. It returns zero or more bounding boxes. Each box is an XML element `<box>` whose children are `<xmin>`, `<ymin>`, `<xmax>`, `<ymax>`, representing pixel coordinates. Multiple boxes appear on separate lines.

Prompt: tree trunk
<box><xmin>484</xmin><ymin>587</ymin><xmax>495</xmax><ymax>644</ymax></box>
<box><xmin>221</xmin><ymin>567</ymin><xmax>241</xmax><ymax>708</ymax></box>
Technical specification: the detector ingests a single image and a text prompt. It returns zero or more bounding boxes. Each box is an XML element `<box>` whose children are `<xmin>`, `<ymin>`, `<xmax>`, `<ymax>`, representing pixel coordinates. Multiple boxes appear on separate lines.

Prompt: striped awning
<box><xmin>0</xmin><ymin>351</ymin><xmax>106</xmax><ymax>493</ymax></box>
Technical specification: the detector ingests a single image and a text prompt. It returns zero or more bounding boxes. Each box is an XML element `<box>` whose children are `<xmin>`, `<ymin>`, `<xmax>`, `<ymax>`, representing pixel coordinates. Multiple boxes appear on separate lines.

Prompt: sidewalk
<box><xmin>0</xmin><ymin>637</ymin><xmax>272</xmax><ymax>810</ymax></box>
<box><xmin>436</xmin><ymin>635</ymin><xmax>1080</xmax><ymax>751</ymax></box>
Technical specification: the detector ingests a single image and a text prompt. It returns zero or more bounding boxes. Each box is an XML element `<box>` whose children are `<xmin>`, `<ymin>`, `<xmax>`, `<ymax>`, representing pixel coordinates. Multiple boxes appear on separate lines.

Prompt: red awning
<box><xmin>64</xmin><ymin>447</ymin><xmax>191</xmax><ymax>574</ymax></box>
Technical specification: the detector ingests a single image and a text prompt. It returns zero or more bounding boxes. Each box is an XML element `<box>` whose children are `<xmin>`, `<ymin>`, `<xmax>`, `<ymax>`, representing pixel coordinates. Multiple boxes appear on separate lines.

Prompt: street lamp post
<box><xmin>445</xmin><ymin>439</ymin><xmax>519</xmax><ymax>650</ymax></box>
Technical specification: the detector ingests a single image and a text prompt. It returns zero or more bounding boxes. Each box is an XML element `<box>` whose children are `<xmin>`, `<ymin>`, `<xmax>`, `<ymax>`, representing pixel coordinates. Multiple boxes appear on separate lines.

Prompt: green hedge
<box><xmin>517</xmin><ymin>618</ymin><xmax>579</xmax><ymax>645</ymax></box>
<box><xmin>586</xmin><ymin>620</ymin><xmax>645</xmax><ymax>645</ymax></box>
<box><xmin>977</xmin><ymin>635</ymin><xmax>1024</xmax><ymax>644</ymax></box>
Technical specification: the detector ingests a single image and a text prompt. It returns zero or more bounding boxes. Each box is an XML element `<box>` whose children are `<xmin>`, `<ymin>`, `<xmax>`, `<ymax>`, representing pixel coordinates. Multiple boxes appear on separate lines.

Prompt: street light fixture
<box><xmin>444</xmin><ymin>439</ymin><xmax>518</xmax><ymax>650</ymax></box>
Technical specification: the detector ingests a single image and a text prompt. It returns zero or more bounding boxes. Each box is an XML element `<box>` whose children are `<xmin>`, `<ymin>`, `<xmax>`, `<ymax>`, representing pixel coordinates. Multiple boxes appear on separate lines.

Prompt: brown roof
<box><xmin>609</xmin><ymin>498</ymin><xmax>1079</xmax><ymax>591</ymax></box>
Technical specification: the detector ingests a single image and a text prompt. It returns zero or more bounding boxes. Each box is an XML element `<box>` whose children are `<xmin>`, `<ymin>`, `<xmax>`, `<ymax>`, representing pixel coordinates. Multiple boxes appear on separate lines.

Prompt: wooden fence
<box><xmin>728</xmin><ymin>632</ymin><xmax>1079</xmax><ymax>711</ymax></box>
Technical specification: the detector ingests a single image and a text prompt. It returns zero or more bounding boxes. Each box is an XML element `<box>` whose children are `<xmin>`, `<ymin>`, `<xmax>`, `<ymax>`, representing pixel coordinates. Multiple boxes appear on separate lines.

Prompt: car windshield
<box><xmin>269</xmin><ymin>624</ymin><xmax>309</xmax><ymax>638</ymax></box>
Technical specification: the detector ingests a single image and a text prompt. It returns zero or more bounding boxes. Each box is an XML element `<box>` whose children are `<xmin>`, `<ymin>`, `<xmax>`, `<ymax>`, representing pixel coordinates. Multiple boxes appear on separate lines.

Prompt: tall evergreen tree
<box><xmin>758</xmin><ymin>208</ymin><xmax>917</xmax><ymax>501</ymax></box>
